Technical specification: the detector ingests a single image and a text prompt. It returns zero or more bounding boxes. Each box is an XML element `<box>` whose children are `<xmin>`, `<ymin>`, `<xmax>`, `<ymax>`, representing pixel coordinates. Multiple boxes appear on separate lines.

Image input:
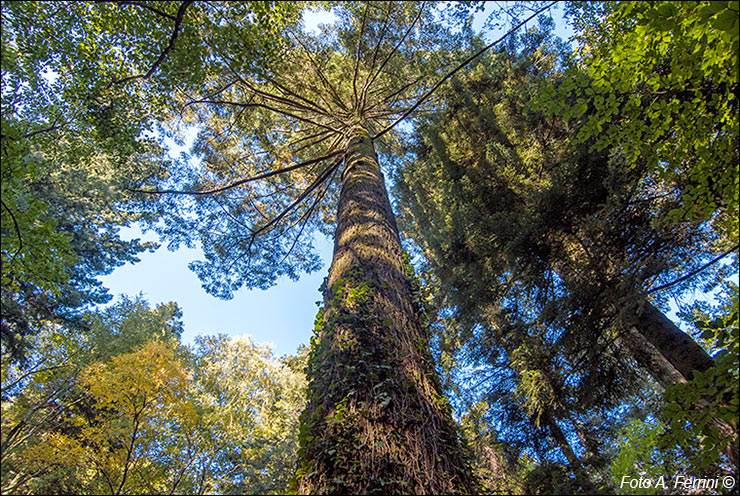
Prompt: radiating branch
<box><xmin>278</xmin><ymin>157</ymin><xmax>341</xmax><ymax>264</ymax></box>
<box><xmin>249</xmin><ymin>157</ymin><xmax>341</xmax><ymax>240</ymax></box>
<box><xmin>219</xmin><ymin>55</ymin><xmax>338</xmax><ymax>121</ymax></box>
<box><xmin>191</xmin><ymin>98</ymin><xmax>342</xmax><ymax>133</ymax></box>
<box><xmin>647</xmin><ymin>245</ymin><xmax>739</xmax><ymax>294</ymax></box>
<box><xmin>128</xmin><ymin>150</ymin><xmax>342</xmax><ymax>196</ymax></box>
<box><xmin>289</xmin><ymin>30</ymin><xmax>351</xmax><ymax>113</ymax></box>
<box><xmin>352</xmin><ymin>3</ymin><xmax>370</xmax><ymax>108</ymax></box>
<box><xmin>360</xmin><ymin>2</ymin><xmax>426</xmax><ymax>109</ymax></box>
<box><xmin>265</xmin><ymin>75</ymin><xmax>340</xmax><ymax>120</ymax></box>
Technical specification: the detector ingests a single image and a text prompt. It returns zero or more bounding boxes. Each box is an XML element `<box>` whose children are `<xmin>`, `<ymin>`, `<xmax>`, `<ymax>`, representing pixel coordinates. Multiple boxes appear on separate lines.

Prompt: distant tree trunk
<box><xmin>621</xmin><ymin>327</ymin><xmax>739</xmax><ymax>470</ymax></box>
<box><xmin>295</xmin><ymin>126</ymin><xmax>477</xmax><ymax>494</ymax></box>
<box><xmin>541</xmin><ymin>412</ymin><xmax>594</xmax><ymax>493</ymax></box>
<box><xmin>557</xmin><ymin>241</ymin><xmax>715</xmax><ymax>380</ymax></box>
<box><xmin>620</xmin><ymin>326</ymin><xmax>688</xmax><ymax>388</ymax></box>
<box><xmin>628</xmin><ymin>300</ymin><xmax>716</xmax><ymax>381</ymax></box>
<box><xmin>476</xmin><ymin>443</ymin><xmax>528</xmax><ymax>494</ymax></box>
<box><xmin>555</xmin><ymin>252</ymin><xmax>739</xmax><ymax>470</ymax></box>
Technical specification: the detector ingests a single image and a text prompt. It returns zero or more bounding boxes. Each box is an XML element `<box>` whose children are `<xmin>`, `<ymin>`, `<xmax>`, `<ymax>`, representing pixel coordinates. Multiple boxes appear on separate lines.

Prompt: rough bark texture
<box><xmin>295</xmin><ymin>127</ymin><xmax>477</xmax><ymax>494</ymax></box>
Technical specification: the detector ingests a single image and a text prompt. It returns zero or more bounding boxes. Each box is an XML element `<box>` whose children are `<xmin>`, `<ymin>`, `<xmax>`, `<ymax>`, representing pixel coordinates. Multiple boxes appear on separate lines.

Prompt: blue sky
<box><xmin>99</xmin><ymin>124</ymin><xmax>334</xmax><ymax>356</ymax></box>
<box><xmin>99</xmin><ymin>228</ymin><xmax>332</xmax><ymax>356</ymax></box>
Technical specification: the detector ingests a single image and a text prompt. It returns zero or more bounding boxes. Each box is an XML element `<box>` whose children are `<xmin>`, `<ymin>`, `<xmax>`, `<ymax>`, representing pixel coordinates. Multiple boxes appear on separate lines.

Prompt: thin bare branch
<box><xmin>278</xmin><ymin>157</ymin><xmax>340</xmax><ymax>264</ymax></box>
<box><xmin>265</xmin><ymin>75</ymin><xmax>337</xmax><ymax>118</ymax></box>
<box><xmin>129</xmin><ymin>150</ymin><xmax>342</xmax><ymax>196</ymax></box>
<box><xmin>250</xmin><ymin>156</ymin><xmax>340</xmax><ymax>240</ymax></box>
<box><xmin>364</xmin><ymin>74</ymin><xmax>427</xmax><ymax>113</ymax></box>
<box><xmin>364</xmin><ymin>2</ymin><xmax>394</xmax><ymax>86</ymax></box>
<box><xmin>647</xmin><ymin>245</ymin><xmax>739</xmax><ymax>294</ymax></box>
<box><xmin>190</xmin><ymin>98</ymin><xmax>342</xmax><ymax>133</ymax></box>
<box><xmin>218</xmin><ymin>54</ymin><xmax>338</xmax><ymax>120</ymax></box>
<box><xmin>288</xmin><ymin>30</ymin><xmax>351</xmax><ymax>113</ymax></box>
<box><xmin>352</xmin><ymin>3</ymin><xmax>370</xmax><ymax>108</ymax></box>
<box><xmin>1</xmin><ymin>198</ymin><xmax>23</xmax><ymax>263</ymax></box>
<box><xmin>223</xmin><ymin>157</ymin><xmax>340</xmax><ymax>275</ymax></box>
<box><xmin>1</xmin><ymin>120</ymin><xmax>66</xmax><ymax>141</ymax></box>
<box><xmin>361</xmin><ymin>2</ymin><xmax>426</xmax><ymax>108</ymax></box>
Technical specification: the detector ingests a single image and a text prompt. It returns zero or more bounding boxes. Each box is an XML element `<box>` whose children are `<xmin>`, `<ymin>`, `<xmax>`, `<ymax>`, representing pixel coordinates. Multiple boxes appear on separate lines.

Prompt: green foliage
<box><xmin>1</xmin><ymin>297</ymin><xmax>184</xmax><ymax>494</ymax></box>
<box><xmin>524</xmin><ymin>462</ymin><xmax>585</xmax><ymax>496</ymax></box>
<box><xmin>396</xmin><ymin>18</ymin><xmax>640</xmax><ymax>466</ymax></box>
<box><xmin>396</xmin><ymin>9</ymin><xmax>738</xmax><ymax>490</ymax></box>
<box><xmin>554</xmin><ymin>1</ymin><xmax>739</xmax><ymax>242</ymax></box>
<box><xmin>191</xmin><ymin>334</ymin><xmax>307</xmax><ymax>495</ymax></box>
<box><xmin>1</xmin><ymin>297</ymin><xmax>306</xmax><ymax>495</ymax></box>
<box><xmin>660</xmin><ymin>282</ymin><xmax>739</xmax><ymax>470</ymax></box>
<box><xmin>4</xmin><ymin>1</ymin><xmax>737</xmax><ymax>493</ymax></box>
<box><xmin>610</xmin><ymin>419</ymin><xmax>674</xmax><ymax>495</ymax></box>
<box><xmin>1</xmin><ymin>0</ymin><xmax>183</xmax><ymax>360</ymax></box>
<box><xmin>1</xmin><ymin>0</ymin><xmax>303</xmax><ymax>359</ymax></box>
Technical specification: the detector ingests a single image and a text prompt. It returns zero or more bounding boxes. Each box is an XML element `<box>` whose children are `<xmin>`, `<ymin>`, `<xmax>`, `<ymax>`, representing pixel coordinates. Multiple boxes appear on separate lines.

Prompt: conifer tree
<box><xmin>123</xmin><ymin>2</ymin><xmax>554</xmax><ymax>492</ymax></box>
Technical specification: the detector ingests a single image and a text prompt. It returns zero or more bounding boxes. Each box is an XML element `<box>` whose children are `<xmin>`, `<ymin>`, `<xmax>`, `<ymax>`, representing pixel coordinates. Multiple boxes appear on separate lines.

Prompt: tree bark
<box><xmin>620</xmin><ymin>326</ymin><xmax>688</xmax><ymax>389</ymax></box>
<box><xmin>295</xmin><ymin>127</ymin><xmax>477</xmax><ymax>494</ymax></box>
<box><xmin>630</xmin><ymin>301</ymin><xmax>715</xmax><ymax>381</ymax></box>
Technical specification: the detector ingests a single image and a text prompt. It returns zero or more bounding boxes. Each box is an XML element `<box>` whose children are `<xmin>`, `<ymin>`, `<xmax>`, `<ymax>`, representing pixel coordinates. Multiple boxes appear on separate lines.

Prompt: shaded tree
<box><xmin>394</xmin><ymin>10</ymin><xmax>737</xmax><ymax>484</ymax></box>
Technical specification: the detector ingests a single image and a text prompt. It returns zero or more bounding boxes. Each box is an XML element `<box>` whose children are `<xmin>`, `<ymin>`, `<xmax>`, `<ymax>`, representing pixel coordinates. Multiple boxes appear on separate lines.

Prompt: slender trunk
<box><xmin>571</xmin><ymin>416</ymin><xmax>616</xmax><ymax>491</ymax></box>
<box><xmin>295</xmin><ymin>127</ymin><xmax>477</xmax><ymax>494</ymax></box>
<box><xmin>620</xmin><ymin>326</ymin><xmax>688</xmax><ymax>389</ymax></box>
<box><xmin>542</xmin><ymin>412</ymin><xmax>595</xmax><ymax>493</ymax></box>
<box><xmin>556</xmin><ymin>242</ymin><xmax>715</xmax><ymax>381</ymax></box>
<box><xmin>477</xmin><ymin>444</ymin><xmax>528</xmax><ymax>494</ymax></box>
<box><xmin>569</xmin><ymin>416</ymin><xmax>601</xmax><ymax>463</ymax></box>
<box><xmin>555</xmin><ymin>253</ymin><xmax>738</xmax><ymax>470</ymax></box>
<box><xmin>543</xmin><ymin>412</ymin><xmax>579</xmax><ymax>467</ymax></box>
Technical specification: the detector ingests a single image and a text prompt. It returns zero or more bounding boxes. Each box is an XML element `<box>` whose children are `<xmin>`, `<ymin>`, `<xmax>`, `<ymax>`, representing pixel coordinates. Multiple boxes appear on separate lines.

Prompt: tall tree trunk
<box><xmin>295</xmin><ymin>127</ymin><xmax>477</xmax><ymax>494</ymax></box>
<box><xmin>557</xmin><ymin>240</ymin><xmax>715</xmax><ymax>381</ymax></box>
<box><xmin>555</xmin><ymin>251</ymin><xmax>739</xmax><ymax>470</ymax></box>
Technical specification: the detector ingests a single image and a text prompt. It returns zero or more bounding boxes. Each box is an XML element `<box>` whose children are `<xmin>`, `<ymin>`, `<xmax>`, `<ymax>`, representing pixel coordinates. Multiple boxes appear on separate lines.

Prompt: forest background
<box><xmin>1</xmin><ymin>1</ymin><xmax>738</xmax><ymax>494</ymax></box>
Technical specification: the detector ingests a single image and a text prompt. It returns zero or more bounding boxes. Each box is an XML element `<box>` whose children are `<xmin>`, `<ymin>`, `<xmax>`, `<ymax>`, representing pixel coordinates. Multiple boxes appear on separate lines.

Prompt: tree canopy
<box><xmin>1</xmin><ymin>1</ymin><xmax>738</xmax><ymax>494</ymax></box>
